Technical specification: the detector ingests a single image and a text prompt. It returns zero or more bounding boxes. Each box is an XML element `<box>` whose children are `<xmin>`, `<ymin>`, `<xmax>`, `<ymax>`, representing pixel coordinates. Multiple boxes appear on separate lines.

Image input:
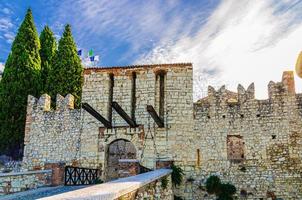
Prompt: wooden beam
<box><xmin>112</xmin><ymin>101</ymin><xmax>137</xmax><ymax>128</ymax></box>
<box><xmin>146</xmin><ymin>105</ymin><xmax>164</xmax><ymax>128</ymax></box>
<box><xmin>82</xmin><ymin>103</ymin><xmax>112</xmax><ymax>128</ymax></box>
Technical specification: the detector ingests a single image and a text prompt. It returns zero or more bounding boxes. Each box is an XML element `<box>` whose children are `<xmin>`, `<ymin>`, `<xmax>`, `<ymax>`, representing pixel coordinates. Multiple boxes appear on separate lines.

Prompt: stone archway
<box><xmin>106</xmin><ymin>139</ymin><xmax>136</xmax><ymax>180</ymax></box>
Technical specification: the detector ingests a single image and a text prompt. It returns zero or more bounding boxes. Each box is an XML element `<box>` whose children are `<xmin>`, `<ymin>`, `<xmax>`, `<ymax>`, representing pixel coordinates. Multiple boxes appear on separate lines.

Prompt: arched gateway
<box><xmin>106</xmin><ymin>139</ymin><xmax>136</xmax><ymax>180</ymax></box>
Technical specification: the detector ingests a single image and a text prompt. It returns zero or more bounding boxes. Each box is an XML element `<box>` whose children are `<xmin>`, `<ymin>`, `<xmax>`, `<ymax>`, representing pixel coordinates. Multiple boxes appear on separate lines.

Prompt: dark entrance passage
<box><xmin>106</xmin><ymin>139</ymin><xmax>136</xmax><ymax>180</ymax></box>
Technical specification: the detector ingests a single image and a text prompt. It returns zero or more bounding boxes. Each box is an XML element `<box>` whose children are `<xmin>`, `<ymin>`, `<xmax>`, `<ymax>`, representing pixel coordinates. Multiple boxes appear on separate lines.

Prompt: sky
<box><xmin>0</xmin><ymin>0</ymin><xmax>302</xmax><ymax>100</ymax></box>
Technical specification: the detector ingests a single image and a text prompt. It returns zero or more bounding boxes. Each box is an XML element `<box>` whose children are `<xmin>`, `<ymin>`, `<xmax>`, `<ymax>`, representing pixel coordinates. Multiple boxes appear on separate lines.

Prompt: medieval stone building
<box><xmin>22</xmin><ymin>63</ymin><xmax>302</xmax><ymax>199</ymax></box>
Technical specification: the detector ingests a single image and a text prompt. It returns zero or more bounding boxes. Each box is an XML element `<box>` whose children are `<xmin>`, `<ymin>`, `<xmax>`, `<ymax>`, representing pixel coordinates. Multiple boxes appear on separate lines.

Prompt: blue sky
<box><xmin>1</xmin><ymin>0</ymin><xmax>302</xmax><ymax>100</ymax></box>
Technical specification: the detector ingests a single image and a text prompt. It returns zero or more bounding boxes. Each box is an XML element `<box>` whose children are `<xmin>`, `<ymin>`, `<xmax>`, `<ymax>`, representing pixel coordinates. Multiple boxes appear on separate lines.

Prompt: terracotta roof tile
<box><xmin>84</xmin><ymin>63</ymin><xmax>192</xmax><ymax>73</ymax></box>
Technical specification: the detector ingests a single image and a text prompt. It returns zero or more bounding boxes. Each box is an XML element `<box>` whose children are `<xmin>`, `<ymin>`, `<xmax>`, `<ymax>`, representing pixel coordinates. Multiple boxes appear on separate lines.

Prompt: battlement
<box><xmin>204</xmin><ymin>83</ymin><xmax>255</xmax><ymax>103</ymax></box>
<box><xmin>194</xmin><ymin>71</ymin><xmax>301</xmax><ymax>122</ymax></box>
<box><xmin>197</xmin><ymin>71</ymin><xmax>296</xmax><ymax>105</ymax></box>
<box><xmin>27</xmin><ymin>93</ymin><xmax>75</xmax><ymax>112</ymax></box>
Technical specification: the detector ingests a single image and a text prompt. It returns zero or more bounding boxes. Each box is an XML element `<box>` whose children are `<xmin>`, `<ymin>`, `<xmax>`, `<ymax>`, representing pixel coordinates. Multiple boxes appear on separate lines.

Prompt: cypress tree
<box><xmin>47</xmin><ymin>24</ymin><xmax>83</xmax><ymax>107</ymax></box>
<box><xmin>0</xmin><ymin>9</ymin><xmax>41</xmax><ymax>158</ymax></box>
<box><xmin>39</xmin><ymin>25</ymin><xmax>57</xmax><ymax>93</ymax></box>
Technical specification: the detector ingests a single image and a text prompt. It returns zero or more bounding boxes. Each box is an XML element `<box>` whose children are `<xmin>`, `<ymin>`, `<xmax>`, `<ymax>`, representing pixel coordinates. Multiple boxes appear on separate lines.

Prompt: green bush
<box><xmin>205</xmin><ymin>175</ymin><xmax>236</xmax><ymax>200</ymax></box>
<box><xmin>171</xmin><ymin>164</ymin><xmax>184</xmax><ymax>187</ymax></box>
<box><xmin>206</xmin><ymin>175</ymin><xmax>221</xmax><ymax>194</ymax></box>
<box><xmin>219</xmin><ymin>183</ymin><xmax>236</xmax><ymax>196</ymax></box>
<box><xmin>94</xmin><ymin>177</ymin><xmax>103</xmax><ymax>184</ymax></box>
<box><xmin>174</xmin><ymin>195</ymin><xmax>184</xmax><ymax>200</ymax></box>
<box><xmin>217</xmin><ymin>196</ymin><xmax>233</xmax><ymax>200</ymax></box>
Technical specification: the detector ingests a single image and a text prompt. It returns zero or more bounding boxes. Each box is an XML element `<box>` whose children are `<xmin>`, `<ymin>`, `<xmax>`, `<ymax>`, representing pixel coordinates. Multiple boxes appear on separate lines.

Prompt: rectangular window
<box><xmin>196</xmin><ymin>149</ymin><xmax>200</xmax><ymax>167</ymax></box>
<box><xmin>108</xmin><ymin>73</ymin><xmax>114</xmax><ymax>123</ymax></box>
<box><xmin>131</xmin><ymin>72</ymin><xmax>136</xmax><ymax>121</ymax></box>
<box><xmin>159</xmin><ymin>73</ymin><xmax>165</xmax><ymax>119</ymax></box>
<box><xmin>227</xmin><ymin>135</ymin><xmax>244</xmax><ymax>162</ymax></box>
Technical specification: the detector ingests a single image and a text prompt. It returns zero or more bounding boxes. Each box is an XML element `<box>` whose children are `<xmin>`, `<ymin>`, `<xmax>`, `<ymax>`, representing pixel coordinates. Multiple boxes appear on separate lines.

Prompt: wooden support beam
<box><xmin>146</xmin><ymin>105</ymin><xmax>164</xmax><ymax>128</ymax></box>
<box><xmin>82</xmin><ymin>103</ymin><xmax>112</xmax><ymax>128</ymax></box>
<box><xmin>112</xmin><ymin>101</ymin><xmax>137</xmax><ymax>128</ymax></box>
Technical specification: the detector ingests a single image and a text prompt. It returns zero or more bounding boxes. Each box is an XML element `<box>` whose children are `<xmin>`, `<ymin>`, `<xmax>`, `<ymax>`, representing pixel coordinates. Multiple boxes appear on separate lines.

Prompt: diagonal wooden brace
<box><xmin>146</xmin><ymin>105</ymin><xmax>164</xmax><ymax>128</ymax></box>
<box><xmin>112</xmin><ymin>101</ymin><xmax>137</xmax><ymax>128</ymax></box>
<box><xmin>82</xmin><ymin>103</ymin><xmax>112</xmax><ymax>128</ymax></box>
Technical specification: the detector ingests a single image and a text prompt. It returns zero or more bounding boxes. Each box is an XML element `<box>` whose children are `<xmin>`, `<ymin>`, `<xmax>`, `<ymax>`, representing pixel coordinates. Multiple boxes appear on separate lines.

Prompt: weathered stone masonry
<box><xmin>189</xmin><ymin>71</ymin><xmax>302</xmax><ymax>199</ymax></box>
<box><xmin>23</xmin><ymin>63</ymin><xmax>194</xmax><ymax>172</ymax></box>
<box><xmin>22</xmin><ymin>64</ymin><xmax>302</xmax><ymax>199</ymax></box>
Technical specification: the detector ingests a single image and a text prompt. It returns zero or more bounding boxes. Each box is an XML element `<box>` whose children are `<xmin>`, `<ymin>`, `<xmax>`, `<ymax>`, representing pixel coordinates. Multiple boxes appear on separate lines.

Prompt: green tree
<box><xmin>0</xmin><ymin>9</ymin><xmax>41</xmax><ymax>158</ymax></box>
<box><xmin>47</xmin><ymin>24</ymin><xmax>83</xmax><ymax>107</ymax></box>
<box><xmin>39</xmin><ymin>25</ymin><xmax>57</xmax><ymax>93</ymax></box>
<box><xmin>206</xmin><ymin>176</ymin><xmax>236</xmax><ymax>200</ymax></box>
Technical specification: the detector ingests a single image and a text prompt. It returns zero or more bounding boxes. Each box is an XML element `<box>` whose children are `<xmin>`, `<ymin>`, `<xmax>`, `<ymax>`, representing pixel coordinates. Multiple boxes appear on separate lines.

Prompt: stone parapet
<box><xmin>39</xmin><ymin>169</ymin><xmax>173</xmax><ymax>200</ymax></box>
<box><xmin>0</xmin><ymin>170</ymin><xmax>52</xmax><ymax>196</ymax></box>
<box><xmin>118</xmin><ymin>159</ymin><xmax>140</xmax><ymax>178</ymax></box>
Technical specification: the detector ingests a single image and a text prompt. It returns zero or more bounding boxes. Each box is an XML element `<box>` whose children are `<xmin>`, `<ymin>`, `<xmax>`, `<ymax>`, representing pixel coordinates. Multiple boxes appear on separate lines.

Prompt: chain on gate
<box><xmin>74</xmin><ymin>102</ymin><xmax>85</xmax><ymax>163</ymax></box>
<box><xmin>140</xmin><ymin>111</ymin><xmax>159</xmax><ymax>163</ymax></box>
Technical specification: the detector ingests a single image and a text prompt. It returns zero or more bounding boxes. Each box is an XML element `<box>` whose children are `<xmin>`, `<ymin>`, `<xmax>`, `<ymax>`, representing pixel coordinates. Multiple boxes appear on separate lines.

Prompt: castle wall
<box><xmin>185</xmin><ymin>71</ymin><xmax>302</xmax><ymax>199</ymax></box>
<box><xmin>22</xmin><ymin>94</ymin><xmax>81</xmax><ymax>169</ymax></box>
<box><xmin>80</xmin><ymin>64</ymin><xmax>194</xmax><ymax>172</ymax></box>
<box><xmin>22</xmin><ymin>65</ymin><xmax>302</xmax><ymax>199</ymax></box>
<box><xmin>23</xmin><ymin>64</ymin><xmax>194</xmax><ymax>175</ymax></box>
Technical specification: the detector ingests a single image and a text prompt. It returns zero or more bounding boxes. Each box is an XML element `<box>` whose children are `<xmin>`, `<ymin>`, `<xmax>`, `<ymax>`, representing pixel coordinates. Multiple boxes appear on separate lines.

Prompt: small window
<box><xmin>108</xmin><ymin>73</ymin><xmax>114</xmax><ymax>123</ymax></box>
<box><xmin>159</xmin><ymin>72</ymin><xmax>165</xmax><ymax>119</ymax></box>
<box><xmin>131</xmin><ymin>72</ymin><xmax>136</xmax><ymax>121</ymax></box>
<box><xmin>196</xmin><ymin>149</ymin><xmax>200</xmax><ymax>167</ymax></box>
<box><xmin>227</xmin><ymin>135</ymin><xmax>244</xmax><ymax>162</ymax></box>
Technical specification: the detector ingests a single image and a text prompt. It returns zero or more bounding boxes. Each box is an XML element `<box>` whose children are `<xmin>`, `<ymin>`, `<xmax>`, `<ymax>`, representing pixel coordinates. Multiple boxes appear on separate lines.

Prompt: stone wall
<box><xmin>120</xmin><ymin>175</ymin><xmax>173</xmax><ymax>200</ymax></box>
<box><xmin>22</xmin><ymin>64</ymin><xmax>302</xmax><ymax>199</ymax></box>
<box><xmin>23</xmin><ymin>63</ymin><xmax>194</xmax><ymax>175</ymax></box>
<box><xmin>0</xmin><ymin>170</ymin><xmax>52</xmax><ymax>195</ymax></box>
<box><xmin>80</xmin><ymin>63</ymin><xmax>194</xmax><ymax>172</ymax></box>
<box><xmin>23</xmin><ymin>94</ymin><xmax>81</xmax><ymax>170</ymax></box>
<box><xmin>186</xmin><ymin>71</ymin><xmax>302</xmax><ymax>199</ymax></box>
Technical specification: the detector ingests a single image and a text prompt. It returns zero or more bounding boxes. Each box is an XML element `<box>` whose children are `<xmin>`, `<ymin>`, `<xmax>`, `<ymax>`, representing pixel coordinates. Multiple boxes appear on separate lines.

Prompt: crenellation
<box><xmin>282</xmin><ymin>71</ymin><xmax>295</xmax><ymax>94</ymax></box>
<box><xmin>55</xmin><ymin>94</ymin><xmax>65</xmax><ymax>110</ymax></box>
<box><xmin>37</xmin><ymin>94</ymin><xmax>51</xmax><ymax>111</ymax></box>
<box><xmin>237</xmin><ymin>83</ymin><xmax>255</xmax><ymax>103</ymax></box>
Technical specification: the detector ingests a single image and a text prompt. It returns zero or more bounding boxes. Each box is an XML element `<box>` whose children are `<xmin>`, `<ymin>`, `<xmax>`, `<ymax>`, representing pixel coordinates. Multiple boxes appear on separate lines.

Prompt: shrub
<box><xmin>206</xmin><ymin>175</ymin><xmax>221</xmax><ymax>194</ymax></box>
<box><xmin>94</xmin><ymin>177</ymin><xmax>103</xmax><ymax>184</ymax></box>
<box><xmin>171</xmin><ymin>164</ymin><xmax>184</xmax><ymax>187</ymax></box>
<box><xmin>174</xmin><ymin>195</ymin><xmax>184</xmax><ymax>200</ymax></box>
<box><xmin>219</xmin><ymin>183</ymin><xmax>236</xmax><ymax>197</ymax></box>
<box><xmin>205</xmin><ymin>175</ymin><xmax>237</xmax><ymax>200</ymax></box>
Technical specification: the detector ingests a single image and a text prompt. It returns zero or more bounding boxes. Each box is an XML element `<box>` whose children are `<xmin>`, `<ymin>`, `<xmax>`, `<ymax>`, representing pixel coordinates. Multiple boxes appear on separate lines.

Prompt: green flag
<box><xmin>89</xmin><ymin>49</ymin><xmax>94</xmax><ymax>57</ymax></box>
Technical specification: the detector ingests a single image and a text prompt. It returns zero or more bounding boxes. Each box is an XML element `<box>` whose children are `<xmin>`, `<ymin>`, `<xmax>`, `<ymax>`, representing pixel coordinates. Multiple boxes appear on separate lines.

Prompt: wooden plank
<box><xmin>82</xmin><ymin>103</ymin><xmax>112</xmax><ymax>128</ymax></box>
<box><xmin>112</xmin><ymin>102</ymin><xmax>137</xmax><ymax>128</ymax></box>
<box><xmin>146</xmin><ymin>105</ymin><xmax>164</xmax><ymax>128</ymax></box>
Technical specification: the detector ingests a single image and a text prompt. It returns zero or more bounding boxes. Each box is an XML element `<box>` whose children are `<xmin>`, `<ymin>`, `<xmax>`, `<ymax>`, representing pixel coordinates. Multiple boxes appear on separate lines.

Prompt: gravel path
<box><xmin>0</xmin><ymin>185</ymin><xmax>87</xmax><ymax>200</ymax></box>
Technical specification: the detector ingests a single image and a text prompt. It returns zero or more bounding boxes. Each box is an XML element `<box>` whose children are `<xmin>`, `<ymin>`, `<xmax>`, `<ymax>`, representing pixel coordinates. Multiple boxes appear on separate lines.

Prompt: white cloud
<box><xmin>3</xmin><ymin>32</ymin><xmax>14</xmax><ymax>43</ymax></box>
<box><xmin>2</xmin><ymin>8</ymin><xmax>11</xmax><ymax>15</ymax></box>
<box><xmin>0</xmin><ymin>62</ymin><xmax>4</xmax><ymax>72</ymax></box>
<box><xmin>54</xmin><ymin>0</ymin><xmax>215</xmax><ymax>62</ymax></box>
<box><xmin>136</xmin><ymin>0</ymin><xmax>302</xmax><ymax>100</ymax></box>
<box><xmin>0</xmin><ymin>10</ymin><xmax>15</xmax><ymax>44</ymax></box>
<box><xmin>0</xmin><ymin>18</ymin><xmax>13</xmax><ymax>31</ymax></box>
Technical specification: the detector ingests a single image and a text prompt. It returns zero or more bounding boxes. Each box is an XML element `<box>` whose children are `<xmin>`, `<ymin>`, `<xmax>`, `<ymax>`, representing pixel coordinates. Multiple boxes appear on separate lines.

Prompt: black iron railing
<box><xmin>64</xmin><ymin>166</ymin><xmax>99</xmax><ymax>186</ymax></box>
